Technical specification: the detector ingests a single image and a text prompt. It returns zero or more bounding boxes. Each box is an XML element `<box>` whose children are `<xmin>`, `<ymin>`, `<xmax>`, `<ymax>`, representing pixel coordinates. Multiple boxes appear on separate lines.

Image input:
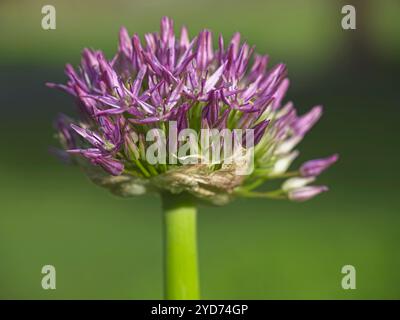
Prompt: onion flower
<box><xmin>48</xmin><ymin>17</ymin><xmax>338</xmax><ymax>299</ymax></box>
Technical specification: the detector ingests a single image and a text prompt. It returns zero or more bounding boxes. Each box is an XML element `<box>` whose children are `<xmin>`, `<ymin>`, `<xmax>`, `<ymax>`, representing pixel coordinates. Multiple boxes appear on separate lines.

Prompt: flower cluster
<box><xmin>48</xmin><ymin>17</ymin><xmax>338</xmax><ymax>205</ymax></box>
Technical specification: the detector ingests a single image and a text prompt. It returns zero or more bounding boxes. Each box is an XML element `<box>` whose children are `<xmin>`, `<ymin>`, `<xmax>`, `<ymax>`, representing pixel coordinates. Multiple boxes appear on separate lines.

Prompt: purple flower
<box><xmin>48</xmin><ymin>17</ymin><xmax>338</xmax><ymax>204</ymax></box>
<box><xmin>288</xmin><ymin>186</ymin><xmax>329</xmax><ymax>202</ymax></box>
<box><xmin>253</xmin><ymin>120</ymin><xmax>271</xmax><ymax>144</ymax></box>
<box><xmin>293</xmin><ymin>105</ymin><xmax>323</xmax><ymax>136</ymax></box>
<box><xmin>300</xmin><ymin>154</ymin><xmax>339</xmax><ymax>177</ymax></box>
<box><xmin>68</xmin><ymin>148</ymin><xmax>124</xmax><ymax>176</ymax></box>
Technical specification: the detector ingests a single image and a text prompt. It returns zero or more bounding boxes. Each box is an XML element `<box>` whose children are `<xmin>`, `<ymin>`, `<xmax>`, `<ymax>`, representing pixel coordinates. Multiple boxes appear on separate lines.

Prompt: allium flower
<box><xmin>48</xmin><ymin>17</ymin><xmax>338</xmax><ymax>300</ymax></box>
<box><xmin>48</xmin><ymin>17</ymin><xmax>338</xmax><ymax>205</ymax></box>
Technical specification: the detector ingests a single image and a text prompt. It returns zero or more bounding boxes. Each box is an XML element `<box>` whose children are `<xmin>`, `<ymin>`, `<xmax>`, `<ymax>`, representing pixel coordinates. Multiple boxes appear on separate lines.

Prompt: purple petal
<box><xmin>131</xmin><ymin>65</ymin><xmax>147</xmax><ymax>97</ymax></box>
<box><xmin>300</xmin><ymin>154</ymin><xmax>339</xmax><ymax>177</ymax></box>
<box><xmin>196</xmin><ymin>30</ymin><xmax>213</xmax><ymax>71</ymax></box>
<box><xmin>203</xmin><ymin>62</ymin><xmax>226</xmax><ymax>93</ymax></box>
<box><xmin>160</xmin><ymin>16</ymin><xmax>174</xmax><ymax>45</ymax></box>
<box><xmin>136</xmin><ymin>99</ymin><xmax>156</xmax><ymax>114</ymax></box>
<box><xmin>253</xmin><ymin>120</ymin><xmax>270</xmax><ymax>144</ymax></box>
<box><xmin>97</xmin><ymin>53</ymin><xmax>121</xmax><ymax>92</ymax></box>
<box><xmin>118</xmin><ymin>27</ymin><xmax>132</xmax><ymax>58</ymax></box>
<box><xmin>74</xmin><ymin>85</ymin><xmax>98</xmax><ymax>116</ymax></box>
<box><xmin>70</xmin><ymin>124</ymin><xmax>106</xmax><ymax>149</ymax></box>
<box><xmin>68</xmin><ymin>148</ymin><xmax>123</xmax><ymax>176</ymax></box>
<box><xmin>288</xmin><ymin>186</ymin><xmax>329</xmax><ymax>202</ymax></box>
<box><xmin>166</xmin><ymin>79</ymin><xmax>185</xmax><ymax>110</ymax></box>
<box><xmin>96</xmin><ymin>156</ymin><xmax>124</xmax><ymax>176</ymax></box>
<box><xmin>272</xmin><ymin>78</ymin><xmax>289</xmax><ymax>110</ymax></box>
<box><xmin>46</xmin><ymin>82</ymin><xmax>75</xmax><ymax>95</ymax></box>
<box><xmin>293</xmin><ymin>105</ymin><xmax>323</xmax><ymax>136</ymax></box>
<box><xmin>179</xmin><ymin>26</ymin><xmax>190</xmax><ymax>50</ymax></box>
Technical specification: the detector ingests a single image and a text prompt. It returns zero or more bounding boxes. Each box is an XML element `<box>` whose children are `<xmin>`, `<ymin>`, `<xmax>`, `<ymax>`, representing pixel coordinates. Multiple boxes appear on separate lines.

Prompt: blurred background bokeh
<box><xmin>0</xmin><ymin>0</ymin><xmax>399</xmax><ymax>299</ymax></box>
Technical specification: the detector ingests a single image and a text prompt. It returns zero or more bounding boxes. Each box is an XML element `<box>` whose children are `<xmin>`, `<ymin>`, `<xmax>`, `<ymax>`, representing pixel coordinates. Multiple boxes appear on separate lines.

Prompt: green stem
<box><xmin>162</xmin><ymin>193</ymin><xmax>200</xmax><ymax>300</ymax></box>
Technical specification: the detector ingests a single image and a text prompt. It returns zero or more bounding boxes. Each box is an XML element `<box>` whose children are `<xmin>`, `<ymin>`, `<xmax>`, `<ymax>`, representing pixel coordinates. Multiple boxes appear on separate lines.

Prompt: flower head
<box><xmin>48</xmin><ymin>17</ymin><xmax>338</xmax><ymax>205</ymax></box>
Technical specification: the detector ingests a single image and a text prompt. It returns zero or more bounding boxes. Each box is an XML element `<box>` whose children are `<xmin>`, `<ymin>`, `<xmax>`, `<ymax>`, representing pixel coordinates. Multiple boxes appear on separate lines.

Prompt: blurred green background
<box><xmin>1</xmin><ymin>0</ymin><xmax>399</xmax><ymax>299</ymax></box>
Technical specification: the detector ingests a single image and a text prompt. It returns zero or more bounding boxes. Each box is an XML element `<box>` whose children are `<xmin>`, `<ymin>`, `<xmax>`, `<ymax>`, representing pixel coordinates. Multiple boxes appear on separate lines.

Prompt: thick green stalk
<box><xmin>162</xmin><ymin>193</ymin><xmax>200</xmax><ymax>300</ymax></box>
